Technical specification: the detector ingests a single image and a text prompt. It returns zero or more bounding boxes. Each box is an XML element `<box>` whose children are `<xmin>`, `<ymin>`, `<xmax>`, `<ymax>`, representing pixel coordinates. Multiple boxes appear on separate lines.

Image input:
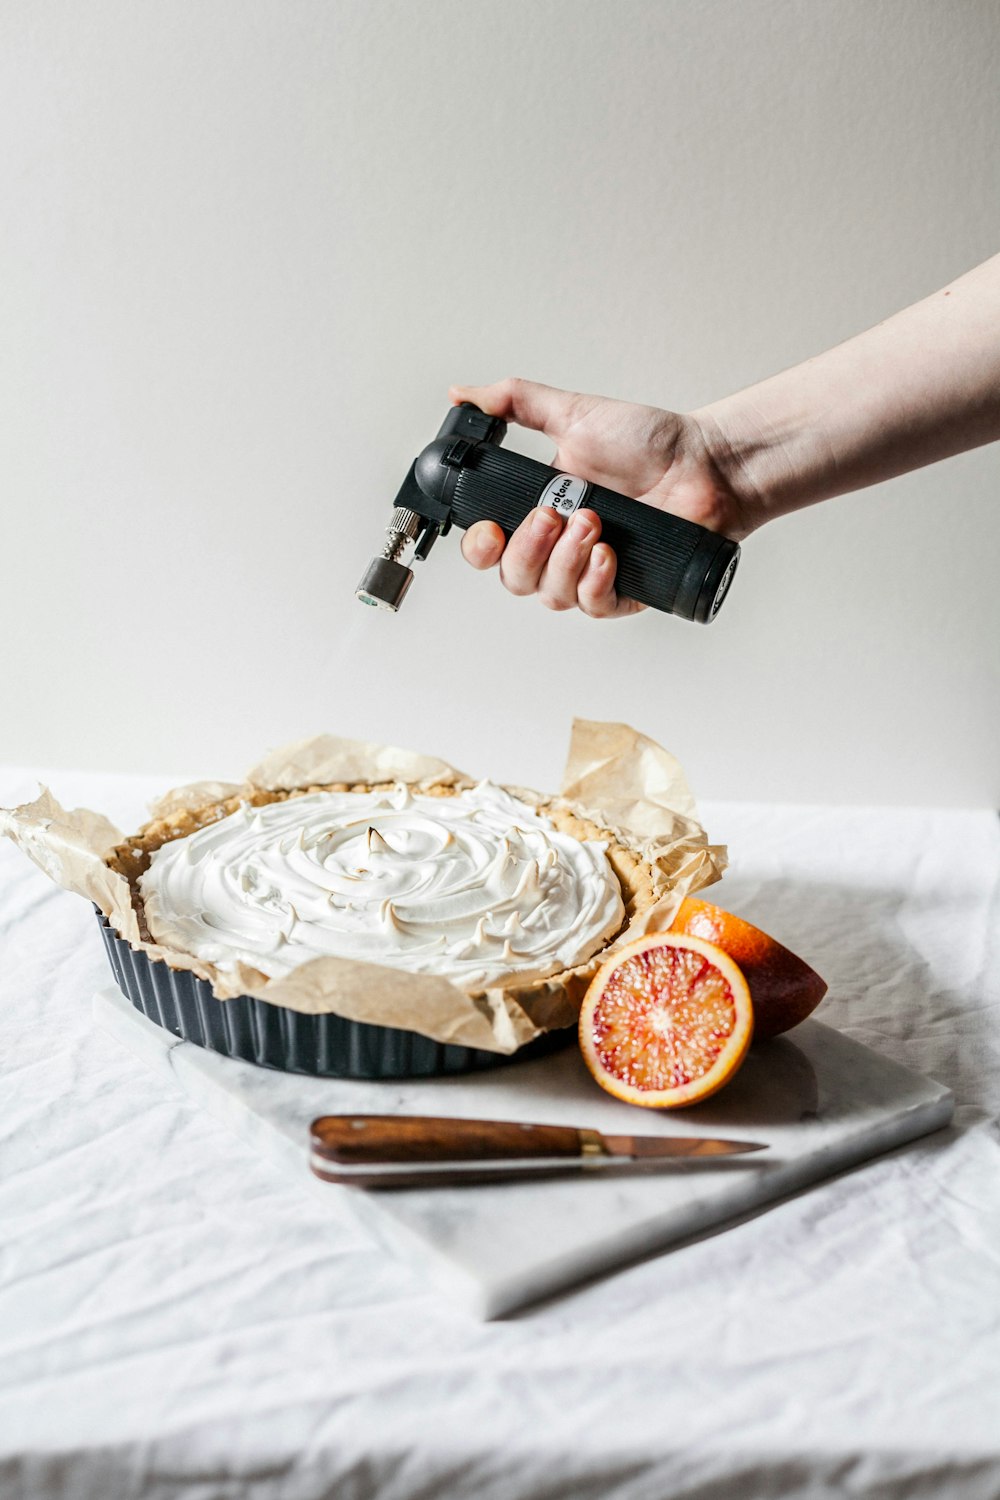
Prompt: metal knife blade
<box><xmin>600</xmin><ymin>1134</ymin><xmax>765</xmax><ymax>1159</ymax></box>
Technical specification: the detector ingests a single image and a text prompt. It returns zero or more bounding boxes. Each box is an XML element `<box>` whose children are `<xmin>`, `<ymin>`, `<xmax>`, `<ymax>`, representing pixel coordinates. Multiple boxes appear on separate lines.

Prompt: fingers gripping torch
<box><xmin>356</xmin><ymin>404</ymin><xmax>740</xmax><ymax>621</ymax></box>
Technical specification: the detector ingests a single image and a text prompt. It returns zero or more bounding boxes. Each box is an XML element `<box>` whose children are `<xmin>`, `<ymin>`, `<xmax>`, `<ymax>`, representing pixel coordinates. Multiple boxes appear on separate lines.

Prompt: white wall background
<box><xmin>1</xmin><ymin>0</ymin><xmax>998</xmax><ymax>807</ymax></box>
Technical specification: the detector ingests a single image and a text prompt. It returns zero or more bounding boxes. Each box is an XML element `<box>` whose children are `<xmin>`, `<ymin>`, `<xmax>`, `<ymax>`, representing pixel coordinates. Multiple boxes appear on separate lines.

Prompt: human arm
<box><xmin>453</xmin><ymin>252</ymin><xmax>1000</xmax><ymax>618</ymax></box>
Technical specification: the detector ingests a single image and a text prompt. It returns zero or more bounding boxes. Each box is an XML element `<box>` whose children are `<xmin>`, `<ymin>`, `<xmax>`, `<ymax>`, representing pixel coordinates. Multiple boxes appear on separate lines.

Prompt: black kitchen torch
<box><xmin>356</xmin><ymin>403</ymin><xmax>740</xmax><ymax>621</ymax></box>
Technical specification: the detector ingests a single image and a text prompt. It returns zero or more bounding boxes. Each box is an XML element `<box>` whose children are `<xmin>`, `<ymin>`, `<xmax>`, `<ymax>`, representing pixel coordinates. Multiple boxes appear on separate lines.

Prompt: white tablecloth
<box><xmin>2</xmin><ymin>767</ymin><xmax>999</xmax><ymax>1500</ymax></box>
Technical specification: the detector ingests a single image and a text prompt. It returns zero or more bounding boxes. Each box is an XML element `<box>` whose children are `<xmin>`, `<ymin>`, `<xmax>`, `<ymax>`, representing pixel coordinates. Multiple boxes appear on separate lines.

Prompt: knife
<box><xmin>309</xmin><ymin>1114</ymin><xmax>767</xmax><ymax>1189</ymax></box>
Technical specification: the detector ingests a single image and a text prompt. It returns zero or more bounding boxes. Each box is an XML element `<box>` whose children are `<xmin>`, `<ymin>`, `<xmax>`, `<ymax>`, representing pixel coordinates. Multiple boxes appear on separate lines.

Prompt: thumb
<box><xmin>448</xmin><ymin>376</ymin><xmax>580</xmax><ymax>441</ymax></box>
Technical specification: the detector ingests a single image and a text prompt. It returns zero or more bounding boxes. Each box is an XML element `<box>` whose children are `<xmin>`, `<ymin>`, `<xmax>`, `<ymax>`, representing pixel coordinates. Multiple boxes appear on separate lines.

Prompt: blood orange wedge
<box><xmin>579</xmin><ymin>933</ymin><xmax>753</xmax><ymax>1109</ymax></box>
<box><xmin>669</xmin><ymin>898</ymin><xmax>828</xmax><ymax>1040</ymax></box>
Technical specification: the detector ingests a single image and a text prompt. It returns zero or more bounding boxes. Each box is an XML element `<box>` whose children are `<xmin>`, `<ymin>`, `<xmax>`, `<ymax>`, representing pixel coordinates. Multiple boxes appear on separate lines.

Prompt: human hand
<box><xmin>450</xmin><ymin>377</ymin><xmax>752</xmax><ymax>619</ymax></box>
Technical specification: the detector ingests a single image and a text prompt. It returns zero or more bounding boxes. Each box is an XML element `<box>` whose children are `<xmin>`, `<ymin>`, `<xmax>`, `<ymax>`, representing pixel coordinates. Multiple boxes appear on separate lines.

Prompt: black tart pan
<box><xmin>96</xmin><ymin>910</ymin><xmax>571</xmax><ymax>1080</ymax></box>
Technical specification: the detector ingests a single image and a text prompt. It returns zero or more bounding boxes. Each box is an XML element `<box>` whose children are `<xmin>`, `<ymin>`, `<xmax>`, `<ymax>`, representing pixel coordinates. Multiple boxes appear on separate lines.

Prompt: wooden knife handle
<box><xmin>310</xmin><ymin>1114</ymin><xmax>585</xmax><ymax>1165</ymax></box>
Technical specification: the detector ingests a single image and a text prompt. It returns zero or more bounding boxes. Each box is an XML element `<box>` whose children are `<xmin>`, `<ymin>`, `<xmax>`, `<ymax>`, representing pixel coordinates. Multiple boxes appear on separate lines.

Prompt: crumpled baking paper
<box><xmin>0</xmin><ymin>720</ymin><xmax>725</xmax><ymax>1053</ymax></box>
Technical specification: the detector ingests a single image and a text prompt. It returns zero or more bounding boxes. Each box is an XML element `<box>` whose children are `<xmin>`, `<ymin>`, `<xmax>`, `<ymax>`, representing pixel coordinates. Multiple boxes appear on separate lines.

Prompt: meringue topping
<box><xmin>138</xmin><ymin>782</ymin><xmax>625</xmax><ymax>989</ymax></box>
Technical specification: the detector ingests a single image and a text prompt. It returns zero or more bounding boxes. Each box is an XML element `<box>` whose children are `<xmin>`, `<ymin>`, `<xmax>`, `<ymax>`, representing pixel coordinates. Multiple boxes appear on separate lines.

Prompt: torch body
<box><xmin>356</xmin><ymin>403</ymin><xmax>740</xmax><ymax>622</ymax></box>
<box><xmin>445</xmin><ymin>441</ymin><xmax>739</xmax><ymax>623</ymax></box>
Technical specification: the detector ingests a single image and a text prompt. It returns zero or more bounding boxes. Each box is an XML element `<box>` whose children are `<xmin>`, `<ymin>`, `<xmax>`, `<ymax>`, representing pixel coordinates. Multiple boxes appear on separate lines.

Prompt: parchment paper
<box><xmin>0</xmin><ymin>721</ymin><xmax>725</xmax><ymax>1053</ymax></box>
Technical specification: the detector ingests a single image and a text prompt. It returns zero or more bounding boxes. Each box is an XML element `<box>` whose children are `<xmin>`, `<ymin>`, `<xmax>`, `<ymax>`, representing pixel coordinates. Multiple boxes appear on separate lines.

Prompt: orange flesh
<box><xmin>591</xmin><ymin>945</ymin><xmax>738</xmax><ymax>1091</ymax></box>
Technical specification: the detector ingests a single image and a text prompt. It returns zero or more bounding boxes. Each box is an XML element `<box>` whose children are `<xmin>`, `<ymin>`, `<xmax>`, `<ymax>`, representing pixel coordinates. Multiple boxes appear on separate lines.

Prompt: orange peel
<box><xmin>669</xmin><ymin>898</ymin><xmax>828</xmax><ymax>1039</ymax></box>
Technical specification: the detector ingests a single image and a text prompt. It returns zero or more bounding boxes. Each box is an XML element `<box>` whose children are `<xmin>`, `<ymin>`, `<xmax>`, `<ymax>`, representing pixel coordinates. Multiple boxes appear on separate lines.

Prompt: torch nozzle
<box><xmin>355</xmin><ymin>506</ymin><xmax>422</xmax><ymax>611</ymax></box>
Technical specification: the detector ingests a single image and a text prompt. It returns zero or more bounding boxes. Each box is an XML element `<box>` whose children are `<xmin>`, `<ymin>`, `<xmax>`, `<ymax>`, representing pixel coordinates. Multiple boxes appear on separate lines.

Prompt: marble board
<box><xmin>94</xmin><ymin>986</ymin><xmax>953</xmax><ymax>1319</ymax></box>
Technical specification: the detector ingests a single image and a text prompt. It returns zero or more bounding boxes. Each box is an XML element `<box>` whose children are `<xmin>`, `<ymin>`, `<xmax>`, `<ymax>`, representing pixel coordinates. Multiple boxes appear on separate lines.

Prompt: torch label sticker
<box><xmin>537</xmin><ymin>473</ymin><xmax>591</xmax><ymax>518</ymax></box>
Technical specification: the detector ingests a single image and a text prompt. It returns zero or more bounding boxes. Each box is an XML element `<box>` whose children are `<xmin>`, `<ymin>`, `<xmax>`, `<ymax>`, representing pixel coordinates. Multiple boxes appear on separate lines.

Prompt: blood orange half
<box><xmin>579</xmin><ymin>933</ymin><xmax>753</xmax><ymax>1109</ymax></box>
